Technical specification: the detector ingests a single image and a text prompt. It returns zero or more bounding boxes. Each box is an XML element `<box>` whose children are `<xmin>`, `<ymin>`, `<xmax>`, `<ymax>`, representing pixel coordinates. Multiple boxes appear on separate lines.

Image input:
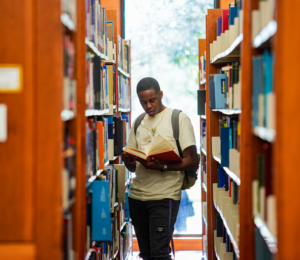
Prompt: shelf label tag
<box><xmin>0</xmin><ymin>65</ymin><xmax>22</xmax><ymax>93</ymax></box>
<box><xmin>0</xmin><ymin>104</ymin><xmax>7</xmax><ymax>142</ymax></box>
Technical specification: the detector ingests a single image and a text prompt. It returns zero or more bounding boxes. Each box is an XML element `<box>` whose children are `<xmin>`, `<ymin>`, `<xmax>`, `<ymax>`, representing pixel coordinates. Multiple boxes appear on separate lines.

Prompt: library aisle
<box><xmin>1</xmin><ymin>0</ymin><xmax>300</xmax><ymax>260</ymax></box>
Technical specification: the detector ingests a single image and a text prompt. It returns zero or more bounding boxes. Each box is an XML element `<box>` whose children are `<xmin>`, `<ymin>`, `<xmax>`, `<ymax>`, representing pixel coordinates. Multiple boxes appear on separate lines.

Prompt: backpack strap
<box><xmin>134</xmin><ymin>112</ymin><xmax>147</xmax><ymax>136</ymax></box>
<box><xmin>171</xmin><ymin>109</ymin><xmax>183</xmax><ymax>156</ymax></box>
<box><xmin>171</xmin><ymin>109</ymin><xmax>190</xmax><ymax>184</ymax></box>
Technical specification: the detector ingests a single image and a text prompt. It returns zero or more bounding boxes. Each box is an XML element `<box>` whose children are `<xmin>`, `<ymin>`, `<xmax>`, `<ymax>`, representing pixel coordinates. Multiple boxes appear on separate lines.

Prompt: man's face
<box><xmin>138</xmin><ymin>89</ymin><xmax>163</xmax><ymax>117</ymax></box>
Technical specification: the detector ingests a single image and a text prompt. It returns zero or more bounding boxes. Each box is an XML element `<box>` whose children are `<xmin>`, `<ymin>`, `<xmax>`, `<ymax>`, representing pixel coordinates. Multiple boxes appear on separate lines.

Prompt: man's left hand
<box><xmin>136</xmin><ymin>157</ymin><xmax>164</xmax><ymax>171</ymax></box>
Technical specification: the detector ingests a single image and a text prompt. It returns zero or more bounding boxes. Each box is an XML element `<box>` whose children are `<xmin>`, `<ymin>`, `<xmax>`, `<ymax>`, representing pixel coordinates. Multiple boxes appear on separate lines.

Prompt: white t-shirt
<box><xmin>127</xmin><ymin>107</ymin><xmax>196</xmax><ymax>201</ymax></box>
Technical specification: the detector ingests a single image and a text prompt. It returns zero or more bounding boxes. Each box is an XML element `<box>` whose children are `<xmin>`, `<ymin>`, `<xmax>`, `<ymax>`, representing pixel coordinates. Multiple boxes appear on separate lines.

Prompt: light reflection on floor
<box><xmin>132</xmin><ymin>251</ymin><xmax>204</xmax><ymax>260</ymax></box>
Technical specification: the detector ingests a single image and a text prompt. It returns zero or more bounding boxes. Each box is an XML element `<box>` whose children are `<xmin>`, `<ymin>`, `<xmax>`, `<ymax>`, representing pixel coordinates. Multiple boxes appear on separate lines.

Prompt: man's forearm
<box><xmin>165</xmin><ymin>156</ymin><xmax>198</xmax><ymax>172</ymax></box>
<box><xmin>124</xmin><ymin>162</ymin><xmax>136</xmax><ymax>173</ymax></box>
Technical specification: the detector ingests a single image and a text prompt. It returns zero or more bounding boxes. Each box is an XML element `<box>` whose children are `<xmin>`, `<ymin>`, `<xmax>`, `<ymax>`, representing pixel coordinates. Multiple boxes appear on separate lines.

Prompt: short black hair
<box><xmin>136</xmin><ymin>77</ymin><xmax>160</xmax><ymax>94</ymax></box>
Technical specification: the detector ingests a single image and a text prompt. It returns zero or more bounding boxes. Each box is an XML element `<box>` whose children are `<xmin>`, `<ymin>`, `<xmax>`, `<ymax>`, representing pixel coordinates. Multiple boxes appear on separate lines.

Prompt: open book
<box><xmin>123</xmin><ymin>134</ymin><xmax>182</xmax><ymax>163</ymax></box>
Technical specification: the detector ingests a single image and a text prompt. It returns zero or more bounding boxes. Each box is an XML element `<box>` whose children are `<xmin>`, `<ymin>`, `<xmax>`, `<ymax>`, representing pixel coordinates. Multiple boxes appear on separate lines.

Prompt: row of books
<box><xmin>214</xmin><ymin>213</ymin><xmax>238</xmax><ymax>260</ymax></box>
<box><xmin>210</xmin><ymin>5</ymin><xmax>243</xmax><ymax>60</ymax></box>
<box><xmin>85</xmin><ymin>0</ymin><xmax>108</xmax><ymax>55</ymax></box>
<box><xmin>118</xmin><ymin>75</ymin><xmax>131</xmax><ymax>110</ymax></box>
<box><xmin>118</xmin><ymin>36</ymin><xmax>130</xmax><ymax>74</ymax></box>
<box><xmin>62</xmin><ymin>133</ymin><xmax>76</xmax><ymax>212</ymax></box>
<box><xmin>62</xmin><ymin>130</ymin><xmax>76</xmax><ymax>259</ymax></box>
<box><xmin>62</xmin><ymin>0</ymin><xmax>77</xmax><ymax>25</ymax></box>
<box><xmin>199</xmin><ymin>51</ymin><xmax>206</xmax><ymax>82</ymax></box>
<box><xmin>213</xmin><ymin>170</ymin><xmax>240</xmax><ymax>245</ymax></box>
<box><xmin>85</xmin><ymin>242</ymin><xmax>114</xmax><ymax>260</ymax></box>
<box><xmin>208</xmin><ymin>63</ymin><xmax>241</xmax><ymax>110</ymax></box>
<box><xmin>252</xmin><ymin>0</ymin><xmax>276</xmax><ymax>42</ymax></box>
<box><xmin>63</xmin><ymin>35</ymin><xmax>77</xmax><ymax>113</ymax></box>
<box><xmin>252</xmin><ymin>143</ymin><xmax>276</xmax><ymax>237</ymax></box>
<box><xmin>252</xmin><ymin>50</ymin><xmax>275</xmax><ymax>129</ymax></box>
<box><xmin>212</xmin><ymin>116</ymin><xmax>241</xmax><ymax>176</ymax></box>
<box><xmin>86</xmin><ymin>172</ymin><xmax>131</xmax><ymax>257</ymax></box>
<box><xmin>86</xmin><ymin>56</ymin><xmax>116</xmax><ymax>111</ymax></box>
<box><xmin>86</xmin><ymin>115</ymin><xmax>130</xmax><ymax>178</ymax></box>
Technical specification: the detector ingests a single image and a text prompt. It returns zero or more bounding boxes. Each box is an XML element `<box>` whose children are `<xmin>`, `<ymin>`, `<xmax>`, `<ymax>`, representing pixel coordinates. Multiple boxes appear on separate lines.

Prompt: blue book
<box><xmin>217</xmin><ymin>17</ymin><xmax>223</xmax><ymax>36</ymax></box>
<box><xmin>218</xmin><ymin>166</ymin><xmax>226</xmax><ymax>188</ymax></box>
<box><xmin>216</xmin><ymin>214</ymin><xmax>223</xmax><ymax>237</ymax></box>
<box><xmin>252</xmin><ymin>57</ymin><xmax>260</xmax><ymax>127</ymax></box>
<box><xmin>220</xmin><ymin>127</ymin><xmax>232</xmax><ymax>167</ymax></box>
<box><xmin>229</xmin><ymin>7</ymin><xmax>239</xmax><ymax>25</ymax></box>
<box><xmin>209</xmin><ymin>76</ymin><xmax>216</xmax><ymax>109</ymax></box>
<box><xmin>209</xmin><ymin>74</ymin><xmax>227</xmax><ymax>109</ymax></box>
<box><xmin>214</xmin><ymin>74</ymin><xmax>227</xmax><ymax>109</ymax></box>
<box><xmin>90</xmin><ymin>181</ymin><xmax>112</xmax><ymax>241</ymax></box>
<box><xmin>105</xmin><ymin>116</ymin><xmax>114</xmax><ymax>140</ymax></box>
<box><xmin>124</xmin><ymin>191</ymin><xmax>130</xmax><ymax>222</ymax></box>
<box><xmin>263</xmin><ymin>50</ymin><xmax>273</xmax><ymax>127</ymax></box>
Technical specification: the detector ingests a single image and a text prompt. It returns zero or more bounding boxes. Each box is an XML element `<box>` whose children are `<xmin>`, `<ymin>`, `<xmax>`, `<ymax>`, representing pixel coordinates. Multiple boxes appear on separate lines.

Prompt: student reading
<box><xmin>121</xmin><ymin>77</ymin><xmax>198</xmax><ymax>260</ymax></box>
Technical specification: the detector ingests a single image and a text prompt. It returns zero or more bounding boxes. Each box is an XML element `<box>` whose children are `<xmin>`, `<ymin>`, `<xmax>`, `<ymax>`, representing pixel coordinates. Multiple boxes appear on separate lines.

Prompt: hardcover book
<box><xmin>123</xmin><ymin>134</ymin><xmax>182</xmax><ymax>163</ymax></box>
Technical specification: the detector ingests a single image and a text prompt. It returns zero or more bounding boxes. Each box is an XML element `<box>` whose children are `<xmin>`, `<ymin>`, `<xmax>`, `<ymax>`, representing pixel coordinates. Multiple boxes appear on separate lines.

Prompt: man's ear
<box><xmin>159</xmin><ymin>90</ymin><xmax>163</xmax><ymax>99</ymax></box>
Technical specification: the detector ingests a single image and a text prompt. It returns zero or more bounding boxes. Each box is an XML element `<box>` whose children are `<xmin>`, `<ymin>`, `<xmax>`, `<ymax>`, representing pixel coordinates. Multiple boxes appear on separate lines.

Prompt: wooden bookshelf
<box><xmin>0</xmin><ymin>0</ymin><xmax>132</xmax><ymax>259</ymax></box>
<box><xmin>210</xmin><ymin>33</ymin><xmax>243</xmax><ymax>64</ymax></box>
<box><xmin>201</xmin><ymin>0</ymin><xmax>291</xmax><ymax>259</ymax></box>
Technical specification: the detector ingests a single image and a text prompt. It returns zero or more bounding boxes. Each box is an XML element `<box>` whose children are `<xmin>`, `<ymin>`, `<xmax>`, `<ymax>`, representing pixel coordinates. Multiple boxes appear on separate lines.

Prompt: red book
<box><xmin>123</xmin><ymin>134</ymin><xmax>182</xmax><ymax>163</ymax></box>
<box><xmin>222</xmin><ymin>10</ymin><xmax>229</xmax><ymax>33</ymax></box>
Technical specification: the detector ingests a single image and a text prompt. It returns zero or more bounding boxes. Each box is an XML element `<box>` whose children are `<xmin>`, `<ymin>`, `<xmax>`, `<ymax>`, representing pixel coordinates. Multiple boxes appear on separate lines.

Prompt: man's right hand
<box><xmin>121</xmin><ymin>152</ymin><xmax>136</xmax><ymax>165</ymax></box>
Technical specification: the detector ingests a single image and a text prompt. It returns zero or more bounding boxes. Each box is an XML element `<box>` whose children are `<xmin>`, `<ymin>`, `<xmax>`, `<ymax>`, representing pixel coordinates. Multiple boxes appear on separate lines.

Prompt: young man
<box><xmin>121</xmin><ymin>77</ymin><xmax>198</xmax><ymax>260</ymax></box>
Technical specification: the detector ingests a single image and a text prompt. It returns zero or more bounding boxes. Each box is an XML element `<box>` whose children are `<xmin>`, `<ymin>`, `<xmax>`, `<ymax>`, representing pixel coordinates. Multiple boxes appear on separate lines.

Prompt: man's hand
<box><xmin>121</xmin><ymin>152</ymin><xmax>136</xmax><ymax>165</ymax></box>
<box><xmin>136</xmin><ymin>157</ymin><xmax>164</xmax><ymax>171</ymax></box>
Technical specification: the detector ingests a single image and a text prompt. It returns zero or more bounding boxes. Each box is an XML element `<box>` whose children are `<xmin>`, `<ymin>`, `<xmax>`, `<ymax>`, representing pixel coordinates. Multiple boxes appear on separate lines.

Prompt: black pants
<box><xmin>129</xmin><ymin>197</ymin><xmax>180</xmax><ymax>260</ymax></box>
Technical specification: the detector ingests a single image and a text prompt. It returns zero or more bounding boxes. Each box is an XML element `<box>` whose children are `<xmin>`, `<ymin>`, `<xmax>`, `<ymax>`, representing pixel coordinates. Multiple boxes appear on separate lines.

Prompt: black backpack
<box><xmin>134</xmin><ymin>109</ymin><xmax>200</xmax><ymax>190</ymax></box>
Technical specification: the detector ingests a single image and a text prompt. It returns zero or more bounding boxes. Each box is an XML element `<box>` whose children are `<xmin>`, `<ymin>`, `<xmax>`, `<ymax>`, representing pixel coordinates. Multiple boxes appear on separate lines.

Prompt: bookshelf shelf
<box><xmin>212</xmin><ymin>154</ymin><xmax>221</xmax><ymax>164</ymax></box>
<box><xmin>214</xmin><ymin>202</ymin><xmax>240</xmax><ymax>258</ymax></box>
<box><xmin>118</xmin><ymin>67</ymin><xmax>130</xmax><ymax>78</ymax></box>
<box><xmin>202</xmin><ymin>182</ymin><xmax>207</xmax><ymax>193</ymax></box>
<box><xmin>253</xmin><ymin>126</ymin><xmax>276</xmax><ymax>143</ymax></box>
<box><xmin>86</xmin><ymin>169</ymin><xmax>104</xmax><ymax>187</ymax></box>
<box><xmin>253</xmin><ymin>20</ymin><xmax>277</xmax><ymax>49</ymax></box>
<box><xmin>61</xmin><ymin>13</ymin><xmax>76</xmax><ymax>31</ymax></box>
<box><xmin>254</xmin><ymin>215</ymin><xmax>277</xmax><ymax>254</ymax></box>
<box><xmin>211</xmin><ymin>34</ymin><xmax>243</xmax><ymax>64</ymax></box>
<box><xmin>200</xmin><ymin>79</ymin><xmax>206</xmax><ymax>85</ymax></box>
<box><xmin>113</xmin><ymin>249</ymin><xmax>119</xmax><ymax>259</ymax></box>
<box><xmin>223</xmin><ymin>167</ymin><xmax>240</xmax><ymax>186</ymax></box>
<box><xmin>200</xmin><ymin>115</ymin><xmax>206</xmax><ymax>120</ymax></box>
<box><xmin>105</xmin><ymin>60</ymin><xmax>116</xmax><ymax>64</ymax></box>
<box><xmin>85</xmin><ymin>38</ymin><xmax>109</xmax><ymax>60</ymax></box>
<box><xmin>120</xmin><ymin>222</ymin><xmax>127</xmax><ymax>233</ymax></box>
<box><xmin>214</xmin><ymin>248</ymin><xmax>221</xmax><ymax>260</ymax></box>
<box><xmin>61</xmin><ymin>109</ymin><xmax>75</xmax><ymax>121</ymax></box>
<box><xmin>201</xmin><ymin>147</ymin><xmax>207</xmax><ymax>156</ymax></box>
<box><xmin>85</xmin><ymin>109</ymin><xmax>109</xmax><ymax>117</ymax></box>
<box><xmin>212</xmin><ymin>108</ymin><xmax>241</xmax><ymax>115</ymax></box>
<box><xmin>203</xmin><ymin>214</ymin><xmax>208</xmax><ymax>227</ymax></box>
<box><xmin>119</xmin><ymin>108</ymin><xmax>130</xmax><ymax>113</ymax></box>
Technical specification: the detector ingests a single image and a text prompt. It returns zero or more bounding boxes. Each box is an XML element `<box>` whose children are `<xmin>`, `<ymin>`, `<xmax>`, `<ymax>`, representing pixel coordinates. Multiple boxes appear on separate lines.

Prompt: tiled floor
<box><xmin>132</xmin><ymin>251</ymin><xmax>203</xmax><ymax>260</ymax></box>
